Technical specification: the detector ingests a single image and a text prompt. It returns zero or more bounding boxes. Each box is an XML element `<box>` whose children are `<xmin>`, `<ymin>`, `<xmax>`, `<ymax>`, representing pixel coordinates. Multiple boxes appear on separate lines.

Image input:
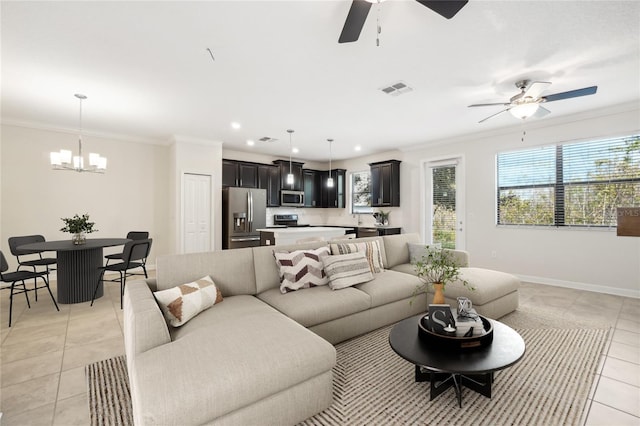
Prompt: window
<box><xmin>351</xmin><ymin>171</ymin><xmax>372</xmax><ymax>213</ymax></box>
<box><xmin>497</xmin><ymin>135</ymin><xmax>640</xmax><ymax>227</ymax></box>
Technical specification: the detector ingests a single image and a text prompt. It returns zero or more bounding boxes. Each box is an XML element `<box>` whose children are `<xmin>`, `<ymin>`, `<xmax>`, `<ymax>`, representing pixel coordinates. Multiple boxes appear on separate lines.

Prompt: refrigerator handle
<box><xmin>249</xmin><ymin>191</ymin><xmax>253</xmax><ymax>232</ymax></box>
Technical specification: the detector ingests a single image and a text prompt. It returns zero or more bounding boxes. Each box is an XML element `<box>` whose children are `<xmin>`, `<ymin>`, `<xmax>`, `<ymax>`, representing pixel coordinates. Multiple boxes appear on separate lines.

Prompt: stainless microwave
<box><xmin>280</xmin><ymin>190</ymin><xmax>305</xmax><ymax>207</ymax></box>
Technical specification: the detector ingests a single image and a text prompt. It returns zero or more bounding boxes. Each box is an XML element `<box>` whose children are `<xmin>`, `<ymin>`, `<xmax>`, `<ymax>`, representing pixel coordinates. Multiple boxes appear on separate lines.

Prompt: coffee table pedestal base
<box><xmin>415</xmin><ymin>366</ymin><xmax>494</xmax><ymax>408</ymax></box>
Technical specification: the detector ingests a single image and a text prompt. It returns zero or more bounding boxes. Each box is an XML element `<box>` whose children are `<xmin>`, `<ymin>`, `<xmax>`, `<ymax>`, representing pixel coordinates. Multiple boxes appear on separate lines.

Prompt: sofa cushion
<box><xmin>355</xmin><ymin>270</ymin><xmax>423</xmax><ymax>308</ymax></box>
<box><xmin>330</xmin><ymin>240</ymin><xmax>384</xmax><ymax>273</ymax></box>
<box><xmin>274</xmin><ymin>246</ymin><xmax>330</xmax><ymax>293</ymax></box>
<box><xmin>324</xmin><ymin>252</ymin><xmax>374</xmax><ymax>290</ymax></box>
<box><xmin>257</xmin><ymin>285</ymin><xmax>371</xmax><ymax>328</ymax></box>
<box><xmin>382</xmin><ymin>233</ymin><xmax>420</xmax><ymax>268</ymax></box>
<box><xmin>156</xmin><ymin>248</ymin><xmax>257</xmax><ymax>295</ymax></box>
<box><xmin>154</xmin><ymin>276</ymin><xmax>223</xmax><ymax>327</ymax></box>
<box><xmin>407</xmin><ymin>242</ymin><xmax>442</xmax><ymax>262</ymax></box>
<box><xmin>132</xmin><ymin>302</ymin><xmax>336</xmax><ymax>425</ymax></box>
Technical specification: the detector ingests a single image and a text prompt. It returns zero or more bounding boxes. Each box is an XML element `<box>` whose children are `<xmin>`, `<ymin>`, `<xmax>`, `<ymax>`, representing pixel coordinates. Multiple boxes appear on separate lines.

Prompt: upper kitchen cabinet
<box><xmin>258</xmin><ymin>164</ymin><xmax>281</xmax><ymax>207</ymax></box>
<box><xmin>321</xmin><ymin>169</ymin><xmax>346</xmax><ymax>208</ymax></box>
<box><xmin>273</xmin><ymin>160</ymin><xmax>304</xmax><ymax>192</ymax></box>
<box><xmin>370</xmin><ymin>160</ymin><xmax>401</xmax><ymax>207</ymax></box>
<box><xmin>303</xmin><ymin>169</ymin><xmax>322</xmax><ymax>207</ymax></box>
<box><xmin>222</xmin><ymin>159</ymin><xmax>258</xmax><ymax>188</ymax></box>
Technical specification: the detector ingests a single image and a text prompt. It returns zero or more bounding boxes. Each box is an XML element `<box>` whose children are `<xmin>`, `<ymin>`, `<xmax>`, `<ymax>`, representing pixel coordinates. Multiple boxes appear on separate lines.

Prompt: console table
<box><xmin>17</xmin><ymin>238</ymin><xmax>130</xmax><ymax>304</ymax></box>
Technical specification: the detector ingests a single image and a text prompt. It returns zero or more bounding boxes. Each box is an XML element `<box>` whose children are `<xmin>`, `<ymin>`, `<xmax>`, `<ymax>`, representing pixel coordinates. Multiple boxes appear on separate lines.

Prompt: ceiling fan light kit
<box><xmin>469</xmin><ymin>79</ymin><xmax>598</xmax><ymax>123</ymax></box>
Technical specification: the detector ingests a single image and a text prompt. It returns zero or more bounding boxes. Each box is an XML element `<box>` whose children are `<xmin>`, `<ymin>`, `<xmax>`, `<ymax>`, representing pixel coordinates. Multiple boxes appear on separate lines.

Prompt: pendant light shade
<box><xmin>287</xmin><ymin>129</ymin><xmax>295</xmax><ymax>186</ymax></box>
<box><xmin>50</xmin><ymin>94</ymin><xmax>107</xmax><ymax>173</ymax></box>
<box><xmin>327</xmin><ymin>138</ymin><xmax>334</xmax><ymax>188</ymax></box>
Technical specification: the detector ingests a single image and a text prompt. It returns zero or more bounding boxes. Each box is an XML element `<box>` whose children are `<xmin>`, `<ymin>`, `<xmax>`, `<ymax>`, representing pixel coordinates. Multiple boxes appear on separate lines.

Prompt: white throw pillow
<box><xmin>323</xmin><ymin>252</ymin><xmax>374</xmax><ymax>290</ymax></box>
<box><xmin>273</xmin><ymin>246</ymin><xmax>330</xmax><ymax>293</ymax></box>
<box><xmin>154</xmin><ymin>276</ymin><xmax>223</xmax><ymax>327</ymax></box>
<box><xmin>330</xmin><ymin>240</ymin><xmax>384</xmax><ymax>273</ymax></box>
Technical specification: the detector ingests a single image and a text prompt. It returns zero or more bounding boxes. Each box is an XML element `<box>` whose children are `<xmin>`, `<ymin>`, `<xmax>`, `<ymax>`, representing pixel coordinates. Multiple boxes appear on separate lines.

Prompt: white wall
<box><xmin>0</xmin><ymin>124</ymin><xmax>169</xmax><ymax>268</ymax></box>
<box><xmin>400</xmin><ymin>103</ymin><xmax>640</xmax><ymax>297</ymax></box>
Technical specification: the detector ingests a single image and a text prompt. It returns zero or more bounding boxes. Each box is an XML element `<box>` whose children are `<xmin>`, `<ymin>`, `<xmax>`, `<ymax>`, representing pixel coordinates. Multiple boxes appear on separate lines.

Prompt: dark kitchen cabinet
<box><xmin>222</xmin><ymin>160</ymin><xmax>258</xmax><ymax>188</ymax></box>
<box><xmin>303</xmin><ymin>169</ymin><xmax>322</xmax><ymax>207</ymax></box>
<box><xmin>258</xmin><ymin>164</ymin><xmax>281</xmax><ymax>207</ymax></box>
<box><xmin>321</xmin><ymin>169</ymin><xmax>346</xmax><ymax>208</ymax></box>
<box><xmin>273</xmin><ymin>160</ymin><xmax>304</xmax><ymax>192</ymax></box>
<box><xmin>370</xmin><ymin>160</ymin><xmax>401</xmax><ymax>207</ymax></box>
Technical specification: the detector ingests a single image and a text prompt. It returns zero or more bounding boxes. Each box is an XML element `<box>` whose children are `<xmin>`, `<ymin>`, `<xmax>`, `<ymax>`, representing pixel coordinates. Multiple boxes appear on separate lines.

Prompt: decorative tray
<box><xmin>418</xmin><ymin>314</ymin><xmax>494</xmax><ymax>351</ymax></box>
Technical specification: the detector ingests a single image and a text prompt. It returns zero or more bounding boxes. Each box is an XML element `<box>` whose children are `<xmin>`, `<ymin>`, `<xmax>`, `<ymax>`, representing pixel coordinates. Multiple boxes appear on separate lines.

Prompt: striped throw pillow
<box><xmin>330</xmin><ymin>240</ymin><xmax>384</xmax><ymax>273</ymax></box>
<box><xmin>274</xmin><ymin>246</ymin><xmax>330</xmax><ymax>293</ymax></box>
<box><xmin>154</xmin><ymin>276</ymin><xmax>223</xmax><ymax>327</ymax></box>
<box><xmin>323</xmin><ymin>252</ymin><xmax>374</xmax><ymax>290</ymax></box>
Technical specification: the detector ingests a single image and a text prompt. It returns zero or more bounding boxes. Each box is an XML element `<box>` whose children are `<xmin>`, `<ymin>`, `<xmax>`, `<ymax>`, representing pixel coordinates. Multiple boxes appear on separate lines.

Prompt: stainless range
<box><xmin>273</xmin><ymin>214</ymin><xmax>309</xmax><ymax>227</ymax></box>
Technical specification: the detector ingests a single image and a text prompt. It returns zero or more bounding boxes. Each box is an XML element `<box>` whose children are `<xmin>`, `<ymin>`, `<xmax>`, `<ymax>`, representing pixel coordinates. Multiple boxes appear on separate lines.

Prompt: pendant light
<box><xmin>286</xmin><ymin>129</ymin><xmax>295</xmax><ymax>186</ymax></box>
<box><xmin>327</xmin><ymin>138</ymin><xmax>334</xmax><ymax>188</ymax></box>
<box><xmin>50</xmin><ymin>94</ymin><xmax>107</xmax><ymax>173</ymax></box>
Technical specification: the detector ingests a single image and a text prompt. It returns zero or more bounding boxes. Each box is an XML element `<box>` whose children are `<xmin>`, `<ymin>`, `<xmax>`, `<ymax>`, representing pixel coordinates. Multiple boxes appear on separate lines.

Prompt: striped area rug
<box><xmin>86</xmin><ymin>324</ymin><xmax>607</xmax><ymax>426</ymax></box>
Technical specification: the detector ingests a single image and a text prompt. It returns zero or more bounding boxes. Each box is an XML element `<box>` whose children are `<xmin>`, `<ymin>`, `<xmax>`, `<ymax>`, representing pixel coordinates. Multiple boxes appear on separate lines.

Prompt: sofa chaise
<box><xmin>123</xmin><ymin>233</ymin><xmax>519</xmax><ymax>425</ymax></box>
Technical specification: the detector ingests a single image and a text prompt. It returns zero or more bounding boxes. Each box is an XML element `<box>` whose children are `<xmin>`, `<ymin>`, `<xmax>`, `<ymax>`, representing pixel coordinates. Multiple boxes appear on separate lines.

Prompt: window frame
<box><xmin>496</xmin><ymin>134</ymin><xmax>640</xmax><ymax>229</ymax></box>
<box><xmin>350</xmin><ymin>170</ymin><xmax>373</xmax><ymax>214</ymax></box>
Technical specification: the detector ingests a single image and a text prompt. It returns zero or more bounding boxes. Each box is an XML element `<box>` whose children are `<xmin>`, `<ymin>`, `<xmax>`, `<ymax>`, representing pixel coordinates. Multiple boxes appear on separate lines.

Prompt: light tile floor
<box><xmin>1</xmin><ymin>276</ymin><xmax>639</xmax><ymax>425</ymax></box>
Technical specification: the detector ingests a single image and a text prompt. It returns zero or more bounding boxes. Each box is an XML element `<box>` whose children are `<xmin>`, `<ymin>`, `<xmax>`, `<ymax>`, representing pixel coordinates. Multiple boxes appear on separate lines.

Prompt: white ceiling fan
<box><xmin>469</xmin><ymin>80</ymin><xmax>598</xmax><ymax>123</ymax></box>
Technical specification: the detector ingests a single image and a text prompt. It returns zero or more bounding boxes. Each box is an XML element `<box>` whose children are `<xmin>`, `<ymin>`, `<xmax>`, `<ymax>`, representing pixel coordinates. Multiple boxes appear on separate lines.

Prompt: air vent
<box><xmin>259</xmin><ymin>136</ymin><xmax>278</xmax><ymax>143</ymax></box>
<box><xmin>380</xmin><ymin>81</ymin><xmax>413</xmax><ymax>97</ymax></box>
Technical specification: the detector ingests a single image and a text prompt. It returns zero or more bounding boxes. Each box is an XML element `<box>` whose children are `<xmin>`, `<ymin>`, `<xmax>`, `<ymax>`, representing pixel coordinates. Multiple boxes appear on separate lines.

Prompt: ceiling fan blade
<box><xmin>338</xmin><ymin>0</ymin><xmax>372</xmax><ymax>43</ymax></box>
<box><xmin>542</xmin><ymin>86</ymin><xmax>598</xmax><ymax>103</ymax></box>
<box><xmin>523</xmin><ymin>81</ymin><xmax>551</xmax><ymax>99</ymax></box>
<box><xmin>415</xmin><ymin>0</ymin><xmax>469</xmax><ymax>19</ymax></box>
<box><xmin>468</xmin><ymin>102</ymin><xmax>511</xmax><ymax>107</ymax></box>
<box><xmin>478</xmin><ymin>108</ymin><xmax>509</xmax><ymax>123</ymax></box>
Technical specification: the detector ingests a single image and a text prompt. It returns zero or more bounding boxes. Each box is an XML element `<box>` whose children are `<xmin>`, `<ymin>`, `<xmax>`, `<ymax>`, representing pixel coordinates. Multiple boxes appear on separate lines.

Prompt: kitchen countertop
<box><xmin>257</xmin><ymin>227</ymin><xmax>351</xmax><ymax>233</ymax></box>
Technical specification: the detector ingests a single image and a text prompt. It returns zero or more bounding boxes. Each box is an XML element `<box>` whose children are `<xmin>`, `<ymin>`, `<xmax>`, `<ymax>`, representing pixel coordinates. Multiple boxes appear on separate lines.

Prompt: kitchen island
<box><xmin>258</xmin><ymin>227</ymin><xmax>353</xmax><ymax>246</ymax></box>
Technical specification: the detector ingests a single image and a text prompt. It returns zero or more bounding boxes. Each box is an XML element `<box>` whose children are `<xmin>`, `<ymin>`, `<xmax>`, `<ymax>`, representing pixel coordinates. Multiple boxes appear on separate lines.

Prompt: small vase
<box><xmin>432</xmin><ymin>283</ymin><xmax>445</xmax><ymax>304</ymax></box>
<box><xmin>72</xmin><ymin>232</ymin><xmax>86</xmax><ymax>245</ymax></box>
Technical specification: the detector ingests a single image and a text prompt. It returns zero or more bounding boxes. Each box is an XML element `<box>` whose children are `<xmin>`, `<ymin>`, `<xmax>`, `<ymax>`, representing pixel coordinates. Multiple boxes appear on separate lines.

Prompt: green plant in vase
<box><xmin>60</xmin><ymin>213</ymin><xmax>97</xmax><ymax>245</ymax></box>
<box><xmin>372</xmin><ymin>210</ymin><xmax>390</xmax><ymax>226</ymax></box>
<box><xmin>411</xmin><ymin>246</ymin><xmax>473</xmax><ymax>305</ymax></box>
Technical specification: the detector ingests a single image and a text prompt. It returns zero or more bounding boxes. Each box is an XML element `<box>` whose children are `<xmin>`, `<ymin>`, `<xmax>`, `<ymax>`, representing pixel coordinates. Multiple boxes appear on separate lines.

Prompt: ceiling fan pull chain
<box><xmin>376</xmin><ymin>1</ymin><xmax>382</xmax><ymax>46</ymax></box>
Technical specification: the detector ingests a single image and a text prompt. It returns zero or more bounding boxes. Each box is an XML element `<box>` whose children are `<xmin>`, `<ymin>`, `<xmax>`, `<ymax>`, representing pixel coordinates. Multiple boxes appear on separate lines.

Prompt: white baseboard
<box><xmin>516</xmin><ymin>274</ymin><xmax>640</xmax><ymax>299</ymax></box>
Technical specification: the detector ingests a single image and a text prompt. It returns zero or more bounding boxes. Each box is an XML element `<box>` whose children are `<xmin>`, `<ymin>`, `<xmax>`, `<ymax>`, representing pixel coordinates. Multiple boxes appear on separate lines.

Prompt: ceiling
<box><xmin>2</xmin><ymin>1</ymin><xmax>639</xmax><ymax>162</ymax></box>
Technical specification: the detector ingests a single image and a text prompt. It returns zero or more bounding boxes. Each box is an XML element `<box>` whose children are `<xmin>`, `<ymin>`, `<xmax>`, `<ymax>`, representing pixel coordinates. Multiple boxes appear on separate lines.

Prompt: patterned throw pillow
<box><xmin>154</xmin><ymin>276</ymin><xmax>223</xmax><ymax>327</ymax></box>
<box><xmin>323</xmin><ymin>252</ymin><xmax>374</xmax><ymax>290</ymax></box>
<box><xmin>330</xmin><ymin>240</ymin><xmax>384</xmax><ymax>273</ymax></box>
<box><xmin>274</xmin><ymin>246</ymin><xmax>331</xmax><ymax>293</ymax></box>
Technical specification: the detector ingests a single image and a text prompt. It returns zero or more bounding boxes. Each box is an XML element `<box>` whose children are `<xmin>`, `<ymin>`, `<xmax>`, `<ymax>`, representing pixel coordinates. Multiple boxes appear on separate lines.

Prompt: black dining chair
<box><xmin>104</xmin><ymin>231</ymin><xmax>150</xmax><ymax>278</ymax></box>
<box><xmin>8</xmin><ymin>235</ymin><xmax>57</xmax><ymax>301</ymax></box>
<box><xmin>92</xmin><ymin>238</ymin><xmax>153</xmax><ymax>309</ymax></box>
<box><xmin>0</xmin><ymin>251</ymin><xmax>60</xmax><ymax>327</ymax></box>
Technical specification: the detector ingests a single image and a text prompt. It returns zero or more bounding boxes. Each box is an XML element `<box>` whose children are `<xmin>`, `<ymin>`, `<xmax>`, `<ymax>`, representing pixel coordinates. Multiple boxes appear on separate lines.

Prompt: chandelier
<box><xmin>50</xmin><ymin>94</ymin><xmax>107</xmax><ymax>173</ymax></box>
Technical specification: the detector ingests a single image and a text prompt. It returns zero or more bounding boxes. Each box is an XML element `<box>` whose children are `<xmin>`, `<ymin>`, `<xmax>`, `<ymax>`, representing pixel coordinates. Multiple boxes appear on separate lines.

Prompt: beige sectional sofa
<box><xmin>123</xmin><ymin>233</ymin><xmax>519</xmax><ymax>425</ymax></box>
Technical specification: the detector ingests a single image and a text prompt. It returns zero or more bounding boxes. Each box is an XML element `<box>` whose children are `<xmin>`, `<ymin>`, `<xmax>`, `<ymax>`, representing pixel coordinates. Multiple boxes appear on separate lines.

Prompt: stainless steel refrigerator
<box><xmin>222</xmin><ymin>187</ymin><xmax>267</xmax><ymax>249</ymax></box>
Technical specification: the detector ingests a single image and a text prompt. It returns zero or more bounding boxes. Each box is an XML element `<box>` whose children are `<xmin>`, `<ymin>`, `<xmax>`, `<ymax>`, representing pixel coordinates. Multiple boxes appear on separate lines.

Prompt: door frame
<box><xmin>420</xmin><ymin>155</ymin><xmax>466</xmax><ymax>249</ymax></box>
<box><xmin>180</xmin><ymin>171</ymin><xmax>214</xmax><ymax>254</ymax></box>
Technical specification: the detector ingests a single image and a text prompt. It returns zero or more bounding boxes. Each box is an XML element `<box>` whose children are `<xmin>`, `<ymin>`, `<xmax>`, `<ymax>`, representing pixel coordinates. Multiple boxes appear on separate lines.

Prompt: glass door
<box><xmin>425</xmin><ymin>158</ymin><xmax>465</xmax><ymax>249</ymax></box>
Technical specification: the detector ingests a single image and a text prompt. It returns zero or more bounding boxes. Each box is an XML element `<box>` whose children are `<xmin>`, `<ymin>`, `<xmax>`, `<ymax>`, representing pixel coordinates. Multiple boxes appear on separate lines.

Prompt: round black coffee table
<box><xmin>389</xmin><ymin>314</ymin><xmax>525</xmax><ymax>407</ymax></box>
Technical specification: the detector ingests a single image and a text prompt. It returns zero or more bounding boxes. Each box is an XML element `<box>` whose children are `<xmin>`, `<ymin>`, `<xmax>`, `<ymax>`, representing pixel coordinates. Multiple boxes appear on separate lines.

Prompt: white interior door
<box><xmin>183</xmin><ymin>173</ymin><xmax>212</xmax><ymax>253</ymax></box>
<box><xmin>424</xmin><ymin>157</ymin><xmax>465</xmax><ymax>249</ymax></box>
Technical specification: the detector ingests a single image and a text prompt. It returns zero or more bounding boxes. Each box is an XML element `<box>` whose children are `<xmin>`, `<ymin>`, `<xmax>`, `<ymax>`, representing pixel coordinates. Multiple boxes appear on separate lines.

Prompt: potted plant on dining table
<box><xmin>412</xmin><ymin>246</ymin><xmax>473</xmax><ymax>305</ymax></box>
<box><xmin>60</xmin><ymin>213</ymin><xmax>97</xmax><ymax>245</ymax></box>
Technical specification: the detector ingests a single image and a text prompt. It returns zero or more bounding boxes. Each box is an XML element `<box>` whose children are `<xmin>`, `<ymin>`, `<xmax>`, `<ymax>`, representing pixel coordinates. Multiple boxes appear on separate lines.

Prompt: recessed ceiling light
<box><xmin>354</xmin><ymin>145</ymin><xmax>362</xmax><ymax>151</ymax></box>
<box><xmin>246</xmin><ymin>140</ymin><xmax>255</xmax><ymax>146</ymax></box>
<box><xmin>292</xmin><ymin>147</ymin><xmax>299</xmax><ymax>154</ymax></box>
<box><xmin>230</xmin><ymin>121</ymin><xmax>241</xmax><ymax>130</ymax></box>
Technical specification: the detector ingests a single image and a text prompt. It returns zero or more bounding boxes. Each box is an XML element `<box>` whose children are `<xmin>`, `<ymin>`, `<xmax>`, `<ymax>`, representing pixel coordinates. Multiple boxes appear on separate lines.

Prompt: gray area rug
<box><xmin>86</xmin><ymin>312</ymin><xmax>608</xmax><ymax>426</ymax></box>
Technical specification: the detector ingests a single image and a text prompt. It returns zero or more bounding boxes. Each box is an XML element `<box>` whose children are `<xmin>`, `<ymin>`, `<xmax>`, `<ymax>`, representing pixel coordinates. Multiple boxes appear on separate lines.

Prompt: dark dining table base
<box><xmin>57</xmin><ymin>248</ymin><xmax>104</xmax><ymax>303</ymax></box>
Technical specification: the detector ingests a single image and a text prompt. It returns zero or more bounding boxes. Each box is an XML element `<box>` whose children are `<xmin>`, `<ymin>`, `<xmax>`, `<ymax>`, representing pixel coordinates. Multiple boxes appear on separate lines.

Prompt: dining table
<box><xmin>17</xmin><ymin>238</ymin><xmax>130</xmax><ymax>304</ymax></box>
